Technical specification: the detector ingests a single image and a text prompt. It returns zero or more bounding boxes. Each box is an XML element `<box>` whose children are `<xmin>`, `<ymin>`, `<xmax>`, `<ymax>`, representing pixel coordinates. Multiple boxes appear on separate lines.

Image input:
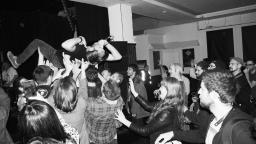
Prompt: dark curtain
<box><xmin>206</xmin><ymin>28</ymin><xmax>234</xmax><ymax>64</ymax></box>
<box><xmin>75</xmin><ymin>2</ymin><xmax>109</xmax><ymax>45</ymax></box>
<box><xmin>242</xmin><ymin>25</ymin><xmax>256</xmax><ymax>61</ymax></box>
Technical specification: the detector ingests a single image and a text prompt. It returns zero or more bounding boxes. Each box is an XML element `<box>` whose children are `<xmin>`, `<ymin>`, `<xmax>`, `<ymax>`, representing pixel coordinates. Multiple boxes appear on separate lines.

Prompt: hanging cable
<box><xmin>60</xmin><ymin>0</ymin><xmax>74</xmax><ymax>33</ymax></box>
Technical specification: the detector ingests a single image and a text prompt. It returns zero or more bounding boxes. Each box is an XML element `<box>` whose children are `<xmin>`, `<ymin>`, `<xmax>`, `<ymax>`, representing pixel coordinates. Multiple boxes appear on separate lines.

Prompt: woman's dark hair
<box><xmin>18</xmin><ymin>100</ymin><xmax>69</xmax><ymax>144</ymax></box>
<box><xmin>54</xmin><ymin>77</ymin><xmax>78</xmax><ymax>113</ymax></box>
<box><xmin>147</xmin><ymin>77</ymin><xmax>186</xmax><ymax>129</ymax></box>
<box><xmin>86</xmin><ymin>66</ymin><xmax>102</xmax><ymax>98</ymax></box>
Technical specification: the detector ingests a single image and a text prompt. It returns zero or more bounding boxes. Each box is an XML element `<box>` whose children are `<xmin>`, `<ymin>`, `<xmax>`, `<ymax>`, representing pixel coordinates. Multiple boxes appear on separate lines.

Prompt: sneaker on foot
<box><xmin>7</xmin><ymin>51</ymin><xmax>19</xmax><ymax>69</ymax></box>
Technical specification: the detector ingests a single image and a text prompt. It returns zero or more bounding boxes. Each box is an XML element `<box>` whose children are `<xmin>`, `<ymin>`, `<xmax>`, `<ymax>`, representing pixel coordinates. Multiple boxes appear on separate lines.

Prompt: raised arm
<box><xmin>61</xmin><ymin>36</ymin><xmax>86</xmax><ymax>52</ymax></box>
<box><xmin>77</xmin><ymin>59</ymin><xmax>89</xmax><ymax>100</ymax></box>
<box><xmin>97</xmin><ymin>39</ymin><xmax>122</xmax><ymax>61</ymax></box>
<box><xmin>115</xmin><ymin>108</ymin><xmax>175</xmax><ymax>137</ymax></box>
<box><xmin>104</xmin><ymin>42</ymin><xmax>122</xmax><ymax>61</ymax></box>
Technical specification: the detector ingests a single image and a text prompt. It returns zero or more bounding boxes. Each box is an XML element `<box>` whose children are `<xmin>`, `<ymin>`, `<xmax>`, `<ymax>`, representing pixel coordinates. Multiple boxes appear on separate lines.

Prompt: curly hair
<box><xmin>147</xmin><ymin>77</ymin><xmax>186</xmax><ymax>128</ymax></box>
<box><xmin>202</xmin><ymin>70</ymin><xmax>236</xmax><ymax>103</ymax></box>
<box><xmin>128</xmin><ymin>64</ymin><xmax>142</xmax><ymax>84</ymax></box>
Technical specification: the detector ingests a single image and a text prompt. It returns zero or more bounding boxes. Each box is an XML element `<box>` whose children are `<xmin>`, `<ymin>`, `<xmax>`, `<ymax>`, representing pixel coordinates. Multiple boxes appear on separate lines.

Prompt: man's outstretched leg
<box><xmin>7</xmin><ymin>39</ymin><xmax>62</xmax><ymax>68</ymax></box>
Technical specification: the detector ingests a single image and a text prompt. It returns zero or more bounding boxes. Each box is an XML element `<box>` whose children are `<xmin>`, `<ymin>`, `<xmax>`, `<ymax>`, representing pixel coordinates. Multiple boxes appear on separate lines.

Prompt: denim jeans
<box><xmin>17</xmin><ymin>39</ymin><xmax>63</xmax><ymax>68</ymax></box>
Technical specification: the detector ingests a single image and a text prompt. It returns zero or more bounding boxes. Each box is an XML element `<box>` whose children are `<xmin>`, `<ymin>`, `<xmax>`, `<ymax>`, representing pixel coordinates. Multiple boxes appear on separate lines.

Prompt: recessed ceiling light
<box><xmin>162</xmin><ymin>10</ymin><xmax>167</xmax><ymax>14</ymax></box>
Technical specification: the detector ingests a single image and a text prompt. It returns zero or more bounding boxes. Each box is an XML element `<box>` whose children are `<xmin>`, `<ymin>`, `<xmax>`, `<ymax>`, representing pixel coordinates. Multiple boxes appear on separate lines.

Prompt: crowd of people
<box><xmin>0</xmin><ymin>35</ymin><xmax>256</xmax><ymax>144</ymax></box>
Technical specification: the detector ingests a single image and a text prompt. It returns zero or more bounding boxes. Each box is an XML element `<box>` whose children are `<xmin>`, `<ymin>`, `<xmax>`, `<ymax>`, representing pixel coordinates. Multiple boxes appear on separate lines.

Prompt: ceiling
<box><xmin>1</xmin><ymin>0</ymin><xmax>256</xmax><ymax>34</ymax></box>
<box><xmin>71</xmin><ymin>0</ymin><xmax>256</xmax><ymax>34</ymax></box>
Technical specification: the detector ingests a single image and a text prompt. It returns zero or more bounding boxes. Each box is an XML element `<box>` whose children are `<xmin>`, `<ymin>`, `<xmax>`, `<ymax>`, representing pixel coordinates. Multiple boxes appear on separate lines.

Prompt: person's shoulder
<box><xmin>231</xmin><ymin>108</ymin><xmax>252</xmax><ymax>119</ymax></box>
<box><xmin>231</xmin><ymin>119</ymin><xmax>256</xmax><ymax>144</ymax></box>
<box><xmin>224</xmin><ymin>108</ymin><xmax>253</xmax><ymax>131</ymax></box>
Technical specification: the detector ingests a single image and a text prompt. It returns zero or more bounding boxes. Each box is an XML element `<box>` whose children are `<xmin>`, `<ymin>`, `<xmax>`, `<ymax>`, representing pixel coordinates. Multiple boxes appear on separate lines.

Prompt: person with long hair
<box><xmin>169</xmin><ymin>63</ymin><xmax>190</xmax><ymax>106</ymax></box>
<box><xmin>115</xmin><ymin>77</ymin><xmax>187</xmax><ymax>144</ymax></box>
<box><xmin>18</xmin><ymin>100</ymin><xmax>76</xmax><ymax>144</ymax></box>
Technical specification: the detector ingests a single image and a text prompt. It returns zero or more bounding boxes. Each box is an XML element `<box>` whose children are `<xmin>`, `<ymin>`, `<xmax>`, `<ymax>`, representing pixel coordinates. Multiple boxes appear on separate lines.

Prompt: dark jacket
<box><xmin>127</xmin><ymin>81</ymin><xmax>149</xmax><ymax>119</ymax></box>
<box><xmin>129</xmin><ymin>95</ymin><xmax>181</xmax><ymax>144</ymax></box>
<box><xmin>173</xmin><ymin>108</ymin><xmax>211</xmax><ymax>144</ymax></box>
<box><xmin>234</xmin><ymin>72</ymin><xmax>253</xmax><ymax>114</ymax></box>
<box><xmin>212</xmin><ymin>108</ymin><xmax>255</xmax><ymax>144</ymax></box>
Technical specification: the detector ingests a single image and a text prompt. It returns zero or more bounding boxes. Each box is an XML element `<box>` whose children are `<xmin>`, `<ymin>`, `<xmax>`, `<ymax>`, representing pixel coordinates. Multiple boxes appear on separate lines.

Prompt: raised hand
<box><xmin>81</xmin><ymin>58</ymin><xmax>90</xmax><ymax>71</ymax></box>
<box><xmin>115</xmin><ymin>109</ymin><xmax>127</xmax><ymax>123</ymax></box>
<box><xmin>52</xmin><ymin>69</ymin><xmax>65</xmax><ymax>81</ymax></box>
<box><xmin>97</xmin><ymin>39</ymin><xmax>108</xmax><ymax>48</ymax></box>
<box><xmin>62</xmin><ymin>52</ymin><xmax>73</xmax><ymax>72</ymax></box>
<box><xmin>115</xmin><ymin>109</ymin><xmax>132</xmax><ymax>127</ymax></box>
<box><xmin>128</xmin><ymin>79</ymin><xmax>138</xmax><ymax>97</ymax></box>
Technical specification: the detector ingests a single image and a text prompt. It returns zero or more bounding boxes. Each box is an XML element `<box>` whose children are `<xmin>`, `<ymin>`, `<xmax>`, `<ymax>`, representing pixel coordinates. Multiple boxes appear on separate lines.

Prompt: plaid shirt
<box><xmin>85</xmin><ymin>96</ymin><xmax>124</xmax><ymax>144</ymax></box>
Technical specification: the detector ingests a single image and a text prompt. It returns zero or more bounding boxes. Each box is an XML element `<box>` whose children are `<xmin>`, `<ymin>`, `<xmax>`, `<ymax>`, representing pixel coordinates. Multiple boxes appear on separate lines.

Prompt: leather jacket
<box><xmin>129</xmin><ymin>95</ymin><xmax>181</xmax><ymax>144</ymax></box>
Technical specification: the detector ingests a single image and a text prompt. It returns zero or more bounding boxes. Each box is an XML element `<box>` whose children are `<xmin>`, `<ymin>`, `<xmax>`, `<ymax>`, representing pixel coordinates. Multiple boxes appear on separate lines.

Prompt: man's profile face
<box><xmin>198</xmin><ymin>82</ymin><xmax>212</xmax><ymax>108</ymax></box>
<box><xmin>195</xmin><ymin>66</ymin><xmax>204</xmax><ymax>78</ymax></box>
<box><xmin>229</xmin><ymin>59</ymin><xmax>240</xmax><ymax>72</ymax></box>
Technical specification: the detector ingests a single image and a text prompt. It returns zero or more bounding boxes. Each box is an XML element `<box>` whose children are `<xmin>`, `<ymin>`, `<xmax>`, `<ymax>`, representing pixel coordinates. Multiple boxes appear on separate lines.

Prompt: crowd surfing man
<box><xmin>7</xmin><ymin>36</ymin><xmax>122</xmax><ymax>69</ymax></box>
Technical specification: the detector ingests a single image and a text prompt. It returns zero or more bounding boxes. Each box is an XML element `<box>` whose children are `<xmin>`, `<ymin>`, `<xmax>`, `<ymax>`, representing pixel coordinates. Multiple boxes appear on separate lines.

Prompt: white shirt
<box><xmin>205</xmin><ymin>117</ymin><xmax>223</xmax><ymax>144</ymax></box>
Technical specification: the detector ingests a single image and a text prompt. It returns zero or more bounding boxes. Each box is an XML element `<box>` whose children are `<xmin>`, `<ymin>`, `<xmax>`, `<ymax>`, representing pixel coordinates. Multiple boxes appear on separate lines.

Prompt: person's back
<box><xmin>51</xmin><ymin>76</ymin><xmax>88</xmax><ymax>144</ymax></box>
<box><xmin>85</xmin><ymin>80</ymin><xmax>124</xmax><ymax>144</ymax></box>
<box><xmin>86</xmin><ymin>96</ymin><xmax>123</xmax><ymax>144</ymax></box>
<box><xmin>56</xmin><ymin>96</ymin><xmax>86</xmax><ymax>134</ymax></box>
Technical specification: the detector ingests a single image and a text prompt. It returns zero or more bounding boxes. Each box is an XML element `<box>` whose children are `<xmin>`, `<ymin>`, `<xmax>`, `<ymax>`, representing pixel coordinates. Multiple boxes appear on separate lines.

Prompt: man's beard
<box><xmin>200</xmin><ymin>101</ymin><xmax>210</xmax><ymax>108</ymax></box>
<box><xmin>229</xmin><ymin>67</ymin><xmax>235</xmax><ymax>72</ymax></box>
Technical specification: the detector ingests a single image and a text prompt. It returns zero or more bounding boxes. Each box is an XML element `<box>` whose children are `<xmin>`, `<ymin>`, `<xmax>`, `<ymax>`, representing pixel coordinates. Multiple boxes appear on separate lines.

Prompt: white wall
<box><xmin>135</xmin><ymin>35</ymin><xmax>161</xmax><ymax>75</ymax></box>
<box><xmin>135</xmin><ymin>12</ymin><xmax>256</xmax><ymax>75</ymax></box>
